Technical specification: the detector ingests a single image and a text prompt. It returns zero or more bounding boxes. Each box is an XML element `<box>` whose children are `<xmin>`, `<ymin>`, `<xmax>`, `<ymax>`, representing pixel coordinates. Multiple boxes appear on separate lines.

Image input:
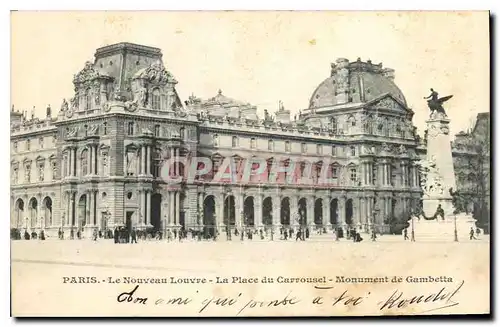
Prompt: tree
<box><xmin>451</xmin><ymin>114</ymin><xmax>490</xmax><ymax>233</ymax></box>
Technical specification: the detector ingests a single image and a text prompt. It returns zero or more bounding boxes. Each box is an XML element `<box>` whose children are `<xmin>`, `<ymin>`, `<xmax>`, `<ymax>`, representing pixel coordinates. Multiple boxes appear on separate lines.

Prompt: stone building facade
<box><xmin>10</xmin><ymin>42</ymin><xmax>476</xmax><ymax>237</ymax></box>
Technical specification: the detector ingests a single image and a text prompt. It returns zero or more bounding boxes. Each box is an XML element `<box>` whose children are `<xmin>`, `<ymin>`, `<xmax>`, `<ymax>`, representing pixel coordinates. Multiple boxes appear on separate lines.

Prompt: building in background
<box><xmin>9</xmin><ymin>42</ymin><xmax>488</xmax><ymax>237</ymax></box>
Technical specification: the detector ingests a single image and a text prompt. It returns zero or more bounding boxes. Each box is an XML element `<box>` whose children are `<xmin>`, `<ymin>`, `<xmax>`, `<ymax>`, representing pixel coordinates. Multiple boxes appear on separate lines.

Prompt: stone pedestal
<box><xmin>411</xmin><ymin>213</ymin><xmax>478</xmax><ymax>241</ymax></box>
<box><xmin>422</xmin><ymin>114</ymin><xmax>457</xmax><ymax>216</ymax></box>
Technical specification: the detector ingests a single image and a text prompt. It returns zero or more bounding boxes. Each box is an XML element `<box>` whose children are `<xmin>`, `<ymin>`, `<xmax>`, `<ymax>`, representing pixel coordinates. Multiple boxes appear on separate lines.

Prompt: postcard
<box><xmin>10</xmin><ymin>11</ymin><xmax>490</xmax><ymax>317</ymax></box>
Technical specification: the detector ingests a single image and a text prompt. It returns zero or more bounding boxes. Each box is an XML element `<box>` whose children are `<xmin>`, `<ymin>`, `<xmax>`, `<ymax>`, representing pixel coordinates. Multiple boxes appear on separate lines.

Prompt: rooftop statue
<box><xmin>424</xmin><ymin>88</ymin><xmax>453</xmax><ymax>117</ymax></box>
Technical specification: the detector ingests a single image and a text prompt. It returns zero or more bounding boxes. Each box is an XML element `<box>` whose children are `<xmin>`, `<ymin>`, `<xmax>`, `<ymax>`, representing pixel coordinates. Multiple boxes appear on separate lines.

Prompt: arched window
<box><xmin>350</xmin><ymin>168</ymin><xmax>357</xmax><ymax>183</ymax></box>
<box><xmin>180</xmin><ymin>127</ymin><xmax>185</xmax><ymax>140</ymax></box>
<box><xmin>81</xmin><ymin>149</ymin><xmax>88</xmax><ymax>176</ymax></box>
<box><xmin>26</xmin><ymin>139</ymin><xmax>30</xmax><ymax>151</ymax></box>
<box><xmin>350</xmin><ymin>146</ymin><xmax>356</xmax><ymax>156</ymax></box>
<box><xmin>103</xmin><ymin>122</ymin><xmax>107</xmax><ymax>135</ymax></box>
<box><xmin>85</xmin><ymin>88</ymin><xmax>92</xmax><ymax>110</ymax></box>
<box><xmin>213</xmin><ymin>134</ymin><xmax>219</xmax><ymax>147</ymax></box>
<box><xmin>232</xmin><ymin>136</ymin><xmax>238</xmax><ymax>148</ymax></box>
<box><xmin>152</xmin><ymin>88</ymin><xmax>161</xmax><ymax>110</ymax></box>
<box><xmin>285</xmin><ymin>141</ymin><xmax>291</xmax><ymax>152</ymax></box>
<box><xmin>154</xmin><ymin>125</ymin><xmax>160</xmax><ymax>137</ymax></box>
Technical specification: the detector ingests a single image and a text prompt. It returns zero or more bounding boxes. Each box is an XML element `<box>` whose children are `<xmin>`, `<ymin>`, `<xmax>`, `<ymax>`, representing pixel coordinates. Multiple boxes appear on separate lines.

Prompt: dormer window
<box><xmin>152</xmin><ymin>88</ymin><xmax>161</xmax><ymax>110</ymax></box>
<box><xmin>85</xmin><ymin>88</ymin><xmax>92</xmax><ymax>110</ymax></box>
<box><xmin>213</xmin><ymin>134</ymin><xmax>219</xmax><ymax>147</ymax></box>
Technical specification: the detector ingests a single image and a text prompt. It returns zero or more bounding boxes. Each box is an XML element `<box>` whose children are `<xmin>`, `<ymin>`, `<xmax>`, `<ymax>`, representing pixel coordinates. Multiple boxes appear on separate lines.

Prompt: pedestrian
<box><xmin>403</xmin><ymin>228</ymin><xmax>409</xmax><ymax>240</ymax></box>
<box><xmin>113</xmin><ymin>228</ymin><xmax>119</xmax><ymax>244</ymax></box>
<box><xmin>283</xmin><ymin>230</ymin><xmax>288</xmax><ymax>240</ymax></box>
<box><xmin>93</xmin><ymin>229</ymin><xmax>98</xmax><ymax>241</ymax></box>
<box><xmin>131</xmin><ymin>228</ymin><xmax>138</xmax><ymax>243</ymax></box>
<box><xmin>295</xmin><ymin>229</ymin><xmax>302</xmax><ymax>241</ymax></box>
<box><xmin>470</xmin><ymin>227</ymin><xmax>477</xmax><ymax>240</ymax></box>
<box><xmin>371</xmin><ymin>230</ymin><xmax>377</xmax><ymax>242</ymax></box>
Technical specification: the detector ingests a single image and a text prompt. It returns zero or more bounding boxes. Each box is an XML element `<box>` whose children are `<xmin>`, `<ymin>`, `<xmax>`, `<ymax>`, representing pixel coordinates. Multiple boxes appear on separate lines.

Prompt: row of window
<box><xmin>12</xmin><ymin>161</ymin><xmax>57</xmax><ymax>184</ymax></box>
<box><xmin>222</xmin><ymin>135</ymin><xmax>357</xmax><ymax>156</ymax></box>
<box><xmin>127</xmin><ymin>122</ymin><xmax>186</xmax><ymax>138</ymax></box>
<box><xmin>12</xmin><ymin>136</ymin><xmax>57</xmax><ymax>152</ymax></box>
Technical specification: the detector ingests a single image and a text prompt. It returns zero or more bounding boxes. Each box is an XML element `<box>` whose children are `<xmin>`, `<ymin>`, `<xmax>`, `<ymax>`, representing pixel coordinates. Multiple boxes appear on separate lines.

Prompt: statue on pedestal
<box><xmin>424</xmin><ymin>88</ymin><xmax>453</xmax><ymax>117</ymax></box>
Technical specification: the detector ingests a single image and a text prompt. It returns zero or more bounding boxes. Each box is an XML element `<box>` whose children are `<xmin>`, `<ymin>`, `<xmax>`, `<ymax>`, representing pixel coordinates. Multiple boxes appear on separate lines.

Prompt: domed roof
<box><xmin>309</xmin><ymin>58</ymin><xmax>407</xmax><ymax>109</ymax></box>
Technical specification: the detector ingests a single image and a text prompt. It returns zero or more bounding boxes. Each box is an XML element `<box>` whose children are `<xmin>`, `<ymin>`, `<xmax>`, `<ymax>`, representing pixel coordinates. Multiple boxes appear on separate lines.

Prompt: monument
<box><xmin>412</xmin><ymin>89</ymin><xmax>477</xmax><ymax>240</ymax></box>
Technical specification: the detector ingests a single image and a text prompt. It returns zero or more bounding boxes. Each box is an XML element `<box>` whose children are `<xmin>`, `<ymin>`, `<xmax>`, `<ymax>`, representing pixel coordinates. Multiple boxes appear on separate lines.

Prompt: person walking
<box><xmin>403</xmin><ymin>228</ymin><xmax>409</xmax><ymax>241</ymax></box>
<box><xmin>131</xmin><ymin>228</ymin><xmax>138</xmax><ymax>244</ymax></box>
<box><xmin>470</xmin><ymin>227</ymin><xmax>477</xmax><ymax>240</ymax></box>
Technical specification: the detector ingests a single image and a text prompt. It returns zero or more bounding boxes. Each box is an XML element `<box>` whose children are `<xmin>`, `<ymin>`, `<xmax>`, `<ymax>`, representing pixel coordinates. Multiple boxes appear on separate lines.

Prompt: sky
<box><xmin>10</xmin><ymin>11</ymin><xmax>489</xmax><ymax>136</ymax></box>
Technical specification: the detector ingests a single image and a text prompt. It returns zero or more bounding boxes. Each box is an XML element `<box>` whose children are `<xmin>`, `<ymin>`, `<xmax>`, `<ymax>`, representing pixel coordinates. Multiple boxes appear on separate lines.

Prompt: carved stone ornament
<box><xmin>124</xmin><ymin>101</ymin><xmax>138</xmax><ymax>112</ymax></box>
<box><xmin>137</xmin><ymin>62</ymin><xmax>174</xmax><ymax>83</ymax></box>
<box><xmin>88</xmin><ymin>124</ymin><xmax>99</xmax><ymax>136</ymax></box>
<box><xmin>65</xmin><ymin>108</ymin><xmax>74</xmax><ymax>118</ymax></box>
<box><xmin>376</xmin><ymin>97</ymin><xmax>402</xmax><ymax>111</ymax></box>
<box><xmin>73</xmin><ymin>61</ymin><xmax>100</xmax><ymax>84</ymax></box>
<box><xmin>102</xmin><ymin>102</ymin><xmax>111</xmax><ymax>112</ymax></box>
<box><xmin>440</xmin><ymin>125</ymin><xmax>450</xmax><ymax>135</ymax></box>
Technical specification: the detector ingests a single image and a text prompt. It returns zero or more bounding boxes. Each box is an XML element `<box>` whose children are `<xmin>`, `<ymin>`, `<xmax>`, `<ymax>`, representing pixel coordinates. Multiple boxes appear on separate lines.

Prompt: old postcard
<box><xmin>10</xmin><ymin>11</ymin><xmax>490</xmax><ymax>317</ymax></box>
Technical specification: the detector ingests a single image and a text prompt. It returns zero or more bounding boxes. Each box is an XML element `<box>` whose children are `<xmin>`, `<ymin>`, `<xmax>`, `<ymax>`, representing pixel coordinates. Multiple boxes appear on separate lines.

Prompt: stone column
<box><xmin>175</xmin><ymin>191</ymin><xmax>180</xmax><ymax>226</ymax></box>
<box><xmin>357</xmin><ymin>197</ymin><xmax>363</xmax><ymax>225</ymax></box>
<box><xmin>322</xmin><ymin>198</ymin><xmax>330</xmax><ymax>228</ymax></box>
<box><xmin>87</xmin><ymin>147</ymin><xmax>92</xmax><ymax>175</ymax></box>
<box><xmin>86</xmin><ymin>191</ymin><xmax>91</xmax><ymax>225</ymax></box>
<box><xmin>138</xmin><ymin>190</ymin><xmax>144</xmax><ymax>226</ymax></box>
<box><xmin>198</xmin><ymin>192</ymin><xmax>204</xmax><ymax>226</ymax></box>
<box><xmin>216</xmin><ymin>194</ymin><xmax>224</xmax><ymax>229</ymax></box>
<box><xmin>73</xmin><ymin>148</ymin><xmax>77</xmax><ymax>176</ymax></box>
<box><xmin>255</xmin><ymin>194</ymin><xmax>263</xmax><ymax>228</ymax></box>
<box><xmin>140</xmin><ymin>145</ymin><xmax>146</xmax><ymax>175</ymax></box>
<box><xmin>272</xmin><ymin>196</ymin><xmax>281</xmax><ymax>231</ymax></box>
<box><xmin>146</xmin><ymin>190</ymin><xmax>151</xmax><ymax>226</ymax></box>
<box><xmin>339</xmin><ymin>196</ymin><xmax>346</xmax><ymax>229</ymax></box>
<box><xmin>169</xmin><ymin>192</ymin><xmax>174</xmax><ymax>226</ymax></box>
<box><xmin>93</xmin><ymin>190</ymin><xmax>98</xmax><ymax>225</ymax></box>
<box><xmin>68</xmin><ymin>148</ymin><xmax>73</xmax><ymax>177</ymax></box>
<box><xmin>237</xmin><ymin>193</ymin><xmax>244</xmax><ymax>228</ymax></box>
<box><xmin>307</xmin><ymin>197</ymin><xmax>314</xmax><ymax>227</ymax></box>
<box><xmin>65</xmin><ymin>191</ymin><xmax>70</xmax><ymax>226</ymax></box>
<box><xmin>94</xmin><ymin>145</ymin><xmax>98</xmax><ymax>175</ymax></box>
<box><xmin>71</xmin><ymin>191</ymin><xmax>76</xmax><ymax>226</ymax></box>
<box><xmin>175</xmin><ymin>148</ymin><xmax>179</xmax><ymax>176</ymax></box>
<box><xmin>146</xmin><ymin>145</ymin><xmax>151</xmax><ymax>176</ymax></box>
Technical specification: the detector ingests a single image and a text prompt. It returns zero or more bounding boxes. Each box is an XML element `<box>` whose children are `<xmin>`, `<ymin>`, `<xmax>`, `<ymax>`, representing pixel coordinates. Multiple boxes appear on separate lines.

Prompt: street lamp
<box><xmin>410</xmin><ymin>209</ymin><xmax>415</xmax><ymax>242</ymax></box>
<box><xmin>454</xmin><ymin>213</ymin><xmax>458</xmax><ymax>242</ymax></box>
